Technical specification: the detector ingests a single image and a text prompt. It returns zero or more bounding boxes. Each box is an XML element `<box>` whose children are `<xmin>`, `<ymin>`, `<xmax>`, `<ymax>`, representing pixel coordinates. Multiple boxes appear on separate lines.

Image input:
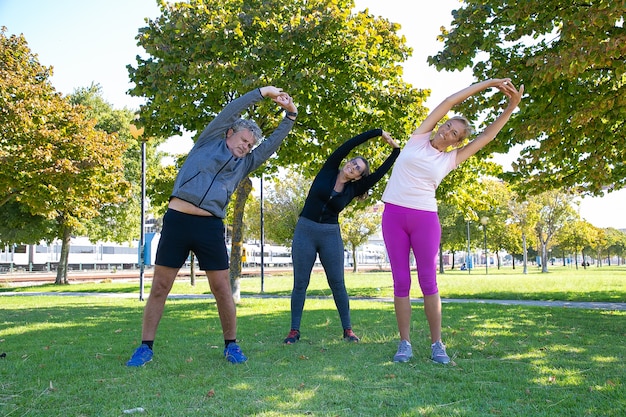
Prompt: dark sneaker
<box><xmin>393</xmin><ymin>340</ymin><xmax>413</xmax><ymax>363</ymax></box>
<box><xmin>343</xmin><ymin>329</ymin><xmax>360</xmax><ymax>342</ymax></box>
<box><xmin>283</xmin><ymin>329</ymin><xmax>300</xmax><ymax>344</ymax></box>
<box><xmin>431</xmin><ymin>341</ymin><xmax>450</xmax><ymax>364</ymax></box>
<box><xmin>126</xmin><ymin>344</ymin><xmax>153</xmax><ymax>367</ymax></box>
<box><xmin>224</xmin><ymin>342</ymin><xmax>248</xmax><ymax>364</ymax></box>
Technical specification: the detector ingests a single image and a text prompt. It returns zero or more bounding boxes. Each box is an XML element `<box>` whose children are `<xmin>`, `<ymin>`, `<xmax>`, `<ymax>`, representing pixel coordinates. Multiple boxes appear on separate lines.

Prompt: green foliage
<box><xmin>0</xmin><ymin>201</ymin><xmax>57</xmax><ymax>245</ymax></box>
<box><xmin>340</xmin><ymin>204</ymin><xmax>381</xmax><ymax>272</ymax></box>
<box><xmin>530</xmin><ymin>190</ymin><xmax>578</xmax><ymax>271</ymax></box>
<box><xmin>129</xmin><ymin>0</ymin><xmax>426</xmax><ymax>182</ymax></box>
<box><xmin>0</xmin><ymin>28</ymin><xmax>132</xmax><ymax>282</ymax></box>
<box><xmin>437</xmin><ymin>155</ymin><xmax>502</xmax><ymax>218</ymax></box>
<box><xmin>68</xmin><ymin>85</ymin><xmax>151</xmax><ymax>244</ymax></box>
<box><xmin>429</xmin><ymin>0</ymin><xmax>626</xmax><ymax>195</ymax></box>
<box><xmin>246</xmin><ymin>173</ymin><xmax>309</xmax><ymax>246</ymax></box>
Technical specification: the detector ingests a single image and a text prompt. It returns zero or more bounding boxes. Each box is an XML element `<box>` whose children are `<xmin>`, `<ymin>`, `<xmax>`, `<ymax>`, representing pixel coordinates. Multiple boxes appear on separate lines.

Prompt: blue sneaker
<box><xmin>126</xmin><ymin>344</ymin><xmax>153</xmax><ymax>367</ymax></box>
<box><xmin>224</xmin><ymin>342</ymin><xmax>247</xmax><ymax>364</ymax></box>
<box><xmin>431</xmin><ymin>341</ymin><xmax>450</xmax><ymax>364</ymax></box>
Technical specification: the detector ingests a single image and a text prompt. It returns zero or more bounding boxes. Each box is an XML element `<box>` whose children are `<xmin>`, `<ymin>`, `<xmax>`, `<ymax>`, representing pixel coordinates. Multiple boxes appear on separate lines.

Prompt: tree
<box><xmin>482</xmin><ymin>181</ymin><xmax>516</xmax><ymax>269</ymax></box>
<box><xmin>604</xmin><ymin>227</ymin><xmax>626</xmax><ymax>266</ymax></box>
<box><xmin>340</xmin><ymin>205</ymin><xmax>380</xmax><ymax>273</ymax></box>
<box><xmin>69</xmin><ymin>85</ymin><xmax>161</xmax><ymax>245</ymax></box>
<box><xmin>429</xmin><ymin>1</ymin><xmax>626</xmax><ymax>196</ymax></box>
<box><xmin>0</xmin><ymin>29</ymin><xmax>130</xmax><ymax>283</ymax></box>
<box><xmin>128</xmin><ymin>0</ymin><xmax>426</xmax><ymax>292</ymax></box>
<box><xmin>555</xmin><ymin>219</ymin><xmax>596</xmax><ymax>269</ymax></box>
<box><xmin>508</xmin><ymin>190</ymin><xmax>540</xmax><ymax>273</ymax></box>
<box><xmin>250</xmin><ymin>172</ymin><xmax>310</xmax><ymax>247</ymax></box>
<box><xmin>531</xmin><ymin>190</ymin><xmax>577</xmax><ymax>272</ymax></box>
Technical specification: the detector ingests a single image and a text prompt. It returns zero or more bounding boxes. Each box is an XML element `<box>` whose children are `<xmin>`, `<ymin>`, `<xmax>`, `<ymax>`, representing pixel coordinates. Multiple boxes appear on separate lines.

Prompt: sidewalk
<box><xmin>1</xmin><ymin>291</ymin><xmax>625</xmax><ymax>311</ymax></box>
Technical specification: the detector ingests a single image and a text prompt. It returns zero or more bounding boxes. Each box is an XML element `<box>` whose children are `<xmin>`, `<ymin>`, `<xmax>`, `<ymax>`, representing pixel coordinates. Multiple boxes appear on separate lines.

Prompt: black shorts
<box><xmin>154</xmin><ymin>209</ymin><xmax>229</xmax><ymax>271</ymax></box>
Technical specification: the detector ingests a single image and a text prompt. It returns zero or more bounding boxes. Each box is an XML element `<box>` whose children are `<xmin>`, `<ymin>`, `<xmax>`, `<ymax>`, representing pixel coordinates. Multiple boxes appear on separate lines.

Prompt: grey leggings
<box><xmin>289</xmin><ymin>217</ymin><xmax>352</xmax><ymax>331</ymax></box>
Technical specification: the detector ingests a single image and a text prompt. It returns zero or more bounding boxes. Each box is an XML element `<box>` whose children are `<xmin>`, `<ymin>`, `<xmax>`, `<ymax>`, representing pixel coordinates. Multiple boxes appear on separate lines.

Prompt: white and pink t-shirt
<box><xmin>382</xmin><ymin>132</ymin><xmax>457</xmax><ymax>212</ymax></box>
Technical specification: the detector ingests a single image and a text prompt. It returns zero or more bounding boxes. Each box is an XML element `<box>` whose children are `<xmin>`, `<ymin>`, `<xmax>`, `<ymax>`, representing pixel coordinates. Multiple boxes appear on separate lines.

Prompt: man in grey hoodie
<box><xmin>127</xmin><ymin>86</ymin><xmax>298</xmax><ymax>366</ymax></box>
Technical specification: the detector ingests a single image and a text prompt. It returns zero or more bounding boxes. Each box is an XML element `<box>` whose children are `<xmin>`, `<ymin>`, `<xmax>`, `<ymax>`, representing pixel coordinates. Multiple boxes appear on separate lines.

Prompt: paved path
<box><xmin>1</xmin><ymin>291</ymin><xmax>625</xmax><ymax>311</ymax></box>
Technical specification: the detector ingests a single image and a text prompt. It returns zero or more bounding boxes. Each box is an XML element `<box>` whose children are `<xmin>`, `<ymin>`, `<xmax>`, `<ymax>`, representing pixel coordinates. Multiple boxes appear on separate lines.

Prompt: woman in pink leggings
<box><xmin>381</xmin><ymin>79</ymin><xmax>524</xmax><ymax>364</ymax></box>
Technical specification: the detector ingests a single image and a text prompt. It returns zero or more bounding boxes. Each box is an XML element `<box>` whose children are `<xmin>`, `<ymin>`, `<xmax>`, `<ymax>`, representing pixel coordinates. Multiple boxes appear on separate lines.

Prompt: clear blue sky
<box><xmin>2</xmin><ymin>0</ymin><xmax>624</xmax><ymax>228</ymax></box>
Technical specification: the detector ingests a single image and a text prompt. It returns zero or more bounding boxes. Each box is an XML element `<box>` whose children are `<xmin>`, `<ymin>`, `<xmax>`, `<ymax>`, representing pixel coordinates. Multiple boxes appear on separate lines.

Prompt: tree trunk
<box><xmin>229</xmin><ymin>177</ymin><xmax>252</xmax><ymax>302</ymax></box>
<box><xmin>55</xmin><ymin>226</ymin><xmax>71</xmax><ymax>284</ymax></box>
<box><xmin>580</xmin><ymin>249</ymin><xmax>587</xmax><ymax>269</ymax></box>
<box><xmin>190</xmin><ymin>252</ymin><xmax>196</xmax><ymax>286</ymax></box>
<box><xmin>522</xmin><ymin>233</ymin><xmax>528</xmax><ymax>274</ymax></box>
<box><xmin>351</xmin><ymin>244</ymin><xmax>358</xmax><ymax>273</ymax></box>
<box><xmin>438</xmin><ymin>243</ymin><xmax>444</xmax><ymax>274</ymax></box>
<box><xmin>541</xmin><ymin>241</ymin><xmax>549</xmax><ymax>273</ymax></box>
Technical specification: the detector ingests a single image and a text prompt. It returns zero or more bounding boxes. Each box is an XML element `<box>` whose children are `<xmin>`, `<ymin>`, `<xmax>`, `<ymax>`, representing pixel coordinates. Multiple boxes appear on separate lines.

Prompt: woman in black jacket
<box><xmin>284</xmin><ymin>129</ymin><xmax>400</xmax><ymax>344</ymax></box>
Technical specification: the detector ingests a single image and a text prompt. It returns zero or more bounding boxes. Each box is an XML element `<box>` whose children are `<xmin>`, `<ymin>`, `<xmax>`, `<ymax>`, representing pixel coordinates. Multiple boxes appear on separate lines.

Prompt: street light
<box><xmin>466</xmin><ymin>220</ymin><xmax>471</xmax><ymax>274</ymax></box>
<box><xmin>480</xmin><ymin>216</ymin><xmax>489</xmax><ymax>274</ymax></box>
<box><xmin>130</xmin><ymin>123</ymin><xmax>146</xmax><ymax>301</ymax></box>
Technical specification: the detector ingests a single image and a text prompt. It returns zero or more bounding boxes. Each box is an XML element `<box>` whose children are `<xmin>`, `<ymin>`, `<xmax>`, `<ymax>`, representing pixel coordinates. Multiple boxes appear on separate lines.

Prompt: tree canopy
<box><xmin>0</xmin><ymin>28</ymin><xmax>132</xmax><ymax>282</ymax></box>
<box><xmin>429</xmin><ymin>0</ymin><xmax>625</xmax><ymax>195</ymax></box>
<box><xmin>128</xmin><ymin>0</ymin><xmax>426</xmax><ymax>183</ymax></box>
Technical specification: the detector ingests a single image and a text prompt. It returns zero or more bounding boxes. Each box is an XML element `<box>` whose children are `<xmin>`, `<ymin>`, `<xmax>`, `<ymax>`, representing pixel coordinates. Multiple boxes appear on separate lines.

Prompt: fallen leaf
<box><xmin>206</xmin><ymin>389</ymin><xmax>215</xmax><ymax>398</ymax></box>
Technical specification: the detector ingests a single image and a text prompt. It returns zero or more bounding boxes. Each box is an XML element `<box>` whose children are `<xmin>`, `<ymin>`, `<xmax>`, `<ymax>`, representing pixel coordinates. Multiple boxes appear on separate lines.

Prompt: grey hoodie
<box><xmin>170</xmin><ymin>89</ymin><xmax>295</xmax><ymax>218</ymax></box>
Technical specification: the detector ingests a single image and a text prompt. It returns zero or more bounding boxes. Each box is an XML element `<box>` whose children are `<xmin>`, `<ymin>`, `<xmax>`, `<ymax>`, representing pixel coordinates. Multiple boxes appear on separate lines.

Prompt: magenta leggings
<box><xmin>382</xmin><ymin>203</ymin><xmax>441</xmax><ymax>297</ymax></box>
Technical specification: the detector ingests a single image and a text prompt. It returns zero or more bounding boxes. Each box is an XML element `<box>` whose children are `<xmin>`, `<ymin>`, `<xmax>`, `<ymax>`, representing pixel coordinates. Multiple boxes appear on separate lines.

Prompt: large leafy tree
<box><xmin>0</xmin><ymin>29</ymin><xmax>130</xmax><ymax>283</ymax></box>
<box><xmin>69</xmin><ymin>85</ymin><xmax>159</xmax><ymax>245</ymax></box>
<box><xmin>429</xmin><ymin>1</ymin><xmax>625</xmax><ymax>195</ymax></box>
<box><xmin>246</xmin><ymin>172</ymin><xmax>309</xmax><ymax>247</ymax></box>
<box><xmin>128</xmin><ymin>0</ymin><xmax>426</xmax><ymax>289</ymax></box>
<box><xmin>530</xmin><ymin>190</ymin><xmax>577</xmax><ymax>272</ymax></box>
<box><xmin>554</xmin><ymin>218</ymin><xmax>594</xmax><ymax>269</ymax></box>
<box><xmin>340</xmin><ymin>205</ymin><xmax>381</xmax><ymax>273</ymax></box>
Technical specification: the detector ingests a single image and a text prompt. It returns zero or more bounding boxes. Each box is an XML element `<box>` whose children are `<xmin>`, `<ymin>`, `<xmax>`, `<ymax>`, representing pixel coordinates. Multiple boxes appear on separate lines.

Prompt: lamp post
<box><xmin>260</xmin><ymin>175</ymin><xmax>265</xmax><ymax>293</ymax></box>
<box><xmin>480</xmin><ymin>216</ymin><xmax>489</xmax><ymax>274</ymax></box>
<box><xmin>130</xmin><ymin>124</ymin><xmax>146</xmax><ymax>301</ymax></box>
<box><xmin>466</xmin><ymin>220</ymin><xmax>471</xmax><ymax>274</ymax></box>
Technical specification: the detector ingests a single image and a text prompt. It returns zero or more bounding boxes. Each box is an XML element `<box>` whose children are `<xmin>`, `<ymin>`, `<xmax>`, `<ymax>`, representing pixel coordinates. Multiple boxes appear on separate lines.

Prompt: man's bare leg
<box><xmin>141</xmin><ymin>265</ymin><xmax>179</xmax><ymax>340</ymax></box>
<box><xmin>206</xmin><ymin>269</ymin><xmax>236</xmax><ymax>340</ymax></box>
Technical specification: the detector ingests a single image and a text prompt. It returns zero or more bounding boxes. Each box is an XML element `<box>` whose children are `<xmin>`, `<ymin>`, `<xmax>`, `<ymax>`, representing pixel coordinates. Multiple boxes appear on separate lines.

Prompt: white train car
<box><xmin>242</xmin><ymin>244</ymin><xmax>292</xmax><ymax>267</ymax></box>
<box><xmin>0</xmin><ymin>237</ymin><xmax>141</xmax><ymax>272</ymax></box>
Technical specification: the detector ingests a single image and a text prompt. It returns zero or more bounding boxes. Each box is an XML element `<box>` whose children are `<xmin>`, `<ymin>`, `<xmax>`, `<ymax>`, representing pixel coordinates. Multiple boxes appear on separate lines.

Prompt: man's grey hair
<box><xmin>231</xmin><ymin>118</ymin><xmax>263</xmax><ymax>145</ymax></box>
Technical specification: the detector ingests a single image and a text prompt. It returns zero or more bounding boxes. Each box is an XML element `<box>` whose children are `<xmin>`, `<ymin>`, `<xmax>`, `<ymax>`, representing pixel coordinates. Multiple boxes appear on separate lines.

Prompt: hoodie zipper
<box><xmin>198</xmin><ymin>155</ymin><xmax>234</xmax><ymax>206</ymax></box>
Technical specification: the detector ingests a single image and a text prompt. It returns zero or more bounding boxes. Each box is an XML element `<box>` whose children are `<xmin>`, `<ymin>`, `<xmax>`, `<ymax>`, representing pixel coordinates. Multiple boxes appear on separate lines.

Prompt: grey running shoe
<box><xmin>431</xmin><ymin>340</ymin><xmax>450</xmax><ymax>364</ymax></box>
<box><xmin>393</xmin><ymin>340</ymin><xmax>413</xmax><ymax>362</ymax></box>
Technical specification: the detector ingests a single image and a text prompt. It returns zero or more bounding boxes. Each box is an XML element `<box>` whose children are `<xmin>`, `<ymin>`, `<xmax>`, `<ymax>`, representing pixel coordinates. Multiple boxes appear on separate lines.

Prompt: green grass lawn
<box><xmin>0</xmin><ymin>266</ymin><xmax>624</xmax><ymax>416</ymax></box>
<box><xmin>4</xmin><ymin>264</ymin><xmax>625</xmax><ymax>303</ymax></box>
